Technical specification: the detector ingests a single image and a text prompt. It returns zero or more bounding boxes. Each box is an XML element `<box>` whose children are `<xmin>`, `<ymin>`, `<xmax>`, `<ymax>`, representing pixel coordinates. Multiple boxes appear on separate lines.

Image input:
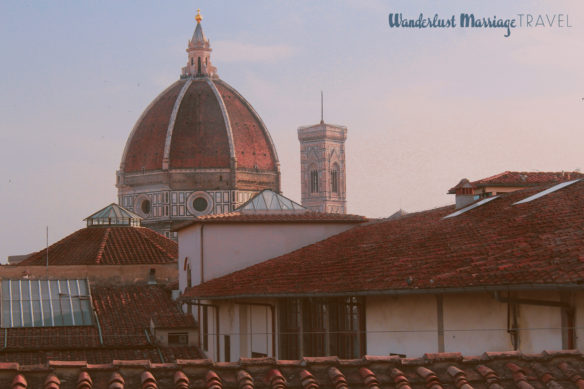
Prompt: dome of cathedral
<box><xmin>116</xmin><ymin>11</ymin><xmax>280</xmax><ymax>237</ymax></box>
<box><xmin>120</xmin><ymin>77</ymin><xmax>279</xmax><ymax>174</ymax></box>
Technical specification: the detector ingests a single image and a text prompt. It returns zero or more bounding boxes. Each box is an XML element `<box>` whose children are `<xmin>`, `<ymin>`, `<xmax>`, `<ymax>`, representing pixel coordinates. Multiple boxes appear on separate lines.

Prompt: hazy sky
<box><xmin>0</xmin><ymin>1</ymin><xmax>582</xmax><ymax>262</ymax></box>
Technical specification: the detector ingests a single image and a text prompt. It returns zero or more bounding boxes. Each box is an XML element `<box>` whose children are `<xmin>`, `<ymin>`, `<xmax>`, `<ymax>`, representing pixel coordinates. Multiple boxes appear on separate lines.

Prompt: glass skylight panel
<box><xmin>237</xmin><ymin>190</ymin><xmax>306</xmax><ymax>212</ymax></box>
<box><xmin>1</xmin><ymin>279</ymin><xmax>93</xmax><ymax>328</ymax></box>
<box><xmin>85</xmin><ymin>203</ymin><xmax>142</xmax><ymax>226</ymax></box>
<box><xmin>265</xmin><ymin>192</ymin><xmax>278</xmax><ymax>210</ymax></box>
<box><xmin>443</xmin><ymin>196</ymin><xmax>500</xmax><ymax>219</ymax></box>
<box><xmin>513</xmin><ymin>179</ymin><xmax>582</xmax><ymax>205</ymax></box>
<box><xmin>253</xmin><ymin>195</ymin><xmax>267</xmax><ymax>209</ymax></box>
<box><xmin>279</xmin><ymin>196</ymin><xmax>293</xmax><ymax>209</ymax></box>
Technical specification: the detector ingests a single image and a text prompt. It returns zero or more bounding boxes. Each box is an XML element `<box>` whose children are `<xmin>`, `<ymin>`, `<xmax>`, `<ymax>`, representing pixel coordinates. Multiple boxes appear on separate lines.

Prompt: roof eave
<box><xmin>180</xmin><ymin>283</ymin><xmax>584</xmax><ymax>301</ymax></box>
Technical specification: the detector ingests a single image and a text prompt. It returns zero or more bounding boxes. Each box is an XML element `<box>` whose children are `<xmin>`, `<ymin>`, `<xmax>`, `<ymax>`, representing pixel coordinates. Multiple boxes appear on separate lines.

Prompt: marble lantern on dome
<box><xmin>116</xmin><ymin>11</ymin><xmax>281</xmax><ymax>239</ymax></box>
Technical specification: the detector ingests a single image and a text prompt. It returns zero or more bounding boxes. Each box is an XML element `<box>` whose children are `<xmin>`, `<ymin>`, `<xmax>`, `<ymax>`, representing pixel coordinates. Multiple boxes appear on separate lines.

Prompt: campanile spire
<box><xmin>181</xmin><ymin>9</ymin><xmax>218</xmax><ymax>78</ymax></box>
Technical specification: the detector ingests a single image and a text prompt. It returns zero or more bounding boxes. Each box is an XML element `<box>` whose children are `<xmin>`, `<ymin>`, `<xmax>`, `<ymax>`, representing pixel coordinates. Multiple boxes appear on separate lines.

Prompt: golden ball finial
<box><xmin>195</xmin><ymin>9</ymin><xmax>203</xmax><ymax>23</ymax></box>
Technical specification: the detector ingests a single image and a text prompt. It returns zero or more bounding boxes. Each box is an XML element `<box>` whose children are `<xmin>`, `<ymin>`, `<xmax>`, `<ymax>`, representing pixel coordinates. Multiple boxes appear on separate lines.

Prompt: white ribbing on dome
<box><xmin>162</xmin><ymin>78</ymin><xmax>193</xmax><ymax>170</ymax></box>
<box><xmin>206</xmin><ymin>78</ymin><xmax>236</xmax><ymax>168</ymax></box>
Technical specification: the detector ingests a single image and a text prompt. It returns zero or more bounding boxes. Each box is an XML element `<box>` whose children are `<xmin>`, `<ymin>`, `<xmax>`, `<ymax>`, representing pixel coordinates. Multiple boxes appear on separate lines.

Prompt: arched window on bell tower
<box><xmin>310</xmin><ymin>170</ymin><xmax>319</xmax><ymax>193</ymax></box>
<box><xmin>331</xmin><ymin>163</ymin><xmax>339</xmax><ymax>194</ymax></box>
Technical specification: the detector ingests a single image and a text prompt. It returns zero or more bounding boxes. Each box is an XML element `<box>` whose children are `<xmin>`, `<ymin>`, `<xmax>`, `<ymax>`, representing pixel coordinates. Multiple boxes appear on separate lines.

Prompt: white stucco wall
<box><xmin>515</xmin><ymin>291</ymin><xmax>562</xmax><ymax>352</ymax></box>
<box><xmin>443</xmin><ymin>293</ymin><xmax>510</xmax><ymax>353</ymax></box>
<box><xmin>178</xmin><ymin>222</ymin><xmax>358</xmax><ymax>292</ymax></box>
<box><xmin>367</xmin><ymin>291</ymin><xmax>566</xmax><ymax>358</ymax></box>
<box><xmin>198</xmin><ymin>290</ymin><xmax>571</xmax><ymax>362</ymax></box>
<box><xmin>367</xmin><ymin>294</ymin><xmax>438</xmax><ymax>357</ymax></box>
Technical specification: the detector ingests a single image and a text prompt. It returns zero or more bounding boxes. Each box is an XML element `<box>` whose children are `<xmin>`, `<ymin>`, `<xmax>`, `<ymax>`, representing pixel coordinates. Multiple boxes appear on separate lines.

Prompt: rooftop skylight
<box><xmin>85</xmin><ymin>203</ymin><xmax>142</xmax><ymax>227</ymax></box>
<box><xmin>443</xmin><ymin>196</ymin><xmax>500</xmax><ymax>219</ymax></box>
<box><xmin>236</xmin><ymin>190</ymin><xmax>306</xmax><ymax>212</ymax></box>
<box><xmin>513</xmin><ymin>179</ymin><xmax>582</xmax><ymax>205</ymax></box>
<box><xmin>1</xmin><ymin>279</ymin><xmax>93</xmax><ymax>328</ymax></box>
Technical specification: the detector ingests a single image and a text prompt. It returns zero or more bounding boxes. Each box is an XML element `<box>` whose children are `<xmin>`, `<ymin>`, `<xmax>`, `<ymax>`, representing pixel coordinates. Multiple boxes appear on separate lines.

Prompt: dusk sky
<box><xmin>1</xmin><ymin>1</ymin><xmax>582</xmax><ymax>262</ymax></box>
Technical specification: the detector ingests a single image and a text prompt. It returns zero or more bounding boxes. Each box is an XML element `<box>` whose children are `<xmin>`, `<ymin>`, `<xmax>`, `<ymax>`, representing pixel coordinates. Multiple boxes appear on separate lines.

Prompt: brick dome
<box><xmin>116</xmin><ymin>12</ymin><xmax>281</xmax><ymax>238</ymax></box>
<box><xmin>120</xmin><ymin>78</ymin><xmax>279</xmax><ymax>175</ymax></box>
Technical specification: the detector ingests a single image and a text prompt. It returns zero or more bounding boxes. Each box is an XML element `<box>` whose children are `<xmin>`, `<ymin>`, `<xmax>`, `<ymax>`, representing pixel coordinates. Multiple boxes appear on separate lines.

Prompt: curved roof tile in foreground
<box><xmin>0</xmin><ymin>350</ymin><xmax>582</xmax><ymax>389</ymax></box>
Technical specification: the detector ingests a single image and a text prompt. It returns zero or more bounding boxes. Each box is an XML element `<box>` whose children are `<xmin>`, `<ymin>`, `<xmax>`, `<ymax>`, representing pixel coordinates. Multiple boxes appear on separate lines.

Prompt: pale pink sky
<box><xmin>0</xmin><ymin>1</ymin><xmax>582</xmax><ymax>262</ymax></box>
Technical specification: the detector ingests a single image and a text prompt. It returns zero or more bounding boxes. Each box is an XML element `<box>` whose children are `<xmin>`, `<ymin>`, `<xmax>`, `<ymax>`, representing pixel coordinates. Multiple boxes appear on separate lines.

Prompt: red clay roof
<box><xmin>214</xmin><ymin>80</ymin><xmax>277</xmax><ymax>170</ymax></box>
<box><xmin>18</xmin><ymin>227</ymin><xmax>177</xmax><ymax>266</ymax></box>
<box><xmin>448</xmin><ymin>171</ymin><xmax>584</xmax><ymax>193</ymax></box>
<box><xmin>123</xmin><ymin>81</ymin><xmax>184</xmax><ymax>172</ymax></box>
<box><xmin>184</xmin><ymin>180</ymin><xmax>584</xmax><ymax>299</ymax></box>
<box><xmin>0</xmin><ymin>285</ymin><xmax>201</xmax><ymax>365</ymax></box>
<box><xmin>121</xmin><ymin>78</ymin><xmax>279</xmax><ymax>173</ymax></box>
<box><xmin>173</xmin><ymin>211</ymin><xmax>367</xmax><ymax>230</ymax></box>
<box><xmin>0</xmin><ymin>350</ymin><xmax>581</xmax><ymax>389</ymax></box>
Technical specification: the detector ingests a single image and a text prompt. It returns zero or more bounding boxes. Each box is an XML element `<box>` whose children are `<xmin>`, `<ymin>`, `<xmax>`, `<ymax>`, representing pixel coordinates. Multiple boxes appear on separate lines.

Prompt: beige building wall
<box><xmin>367</xmin><ymin>295</ymin><xmax>438</xmax><ymax>357</ymax></box>
<box><xmin>443</xmin><ymin>293</ymin><xmax>510</xmax><ymax>353</ymax></box>
<box><xmin>197</xmin><ymin>290</ymin><xmax>573</xmax><ymax>362</ymax></box>
<box><xmin>367</xmin><ymin>291</ymin><xmax>567</xmax><ymax>358</ymax></box>
<box><xmin>515</xmin><ymin>291</ymin><xmax>563</xmax><ymax>352</ymax></box>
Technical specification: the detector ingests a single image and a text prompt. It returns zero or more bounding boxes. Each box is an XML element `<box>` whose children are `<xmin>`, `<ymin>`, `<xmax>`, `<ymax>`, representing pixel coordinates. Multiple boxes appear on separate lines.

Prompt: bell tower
<box><xmin>297</xmin><ymin>95</ymin><xmax>347</xmax><ymax>213</ymax></box>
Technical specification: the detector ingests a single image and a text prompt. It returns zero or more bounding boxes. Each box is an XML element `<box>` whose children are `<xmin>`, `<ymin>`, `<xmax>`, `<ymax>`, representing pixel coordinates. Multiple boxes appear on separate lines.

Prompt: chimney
<box><xmin>453</xmin><ymin>179</ymin><xmax>478</xmax><ymax>209</ymax></box>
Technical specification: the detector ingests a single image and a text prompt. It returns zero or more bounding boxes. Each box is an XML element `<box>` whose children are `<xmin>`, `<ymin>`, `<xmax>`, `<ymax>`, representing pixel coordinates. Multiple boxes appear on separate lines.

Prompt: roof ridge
<box><xmin>473</xmin><ymin>170</ymin><xmax>511</xmax><ymax>184</ymax></box>
<box><xmin>20</xmin><ymin>228</ymin><xmax>89</xmax><ymax>266</ymax></box>
<box><xmin>134</xmin><ymin>228</ymin><xmax>175</xmax><ymax>261</ymax></box>
<box><xmin>95</xmin><ymin>228</ymin><xmax>111</xmax><ymax>265</ymax></box>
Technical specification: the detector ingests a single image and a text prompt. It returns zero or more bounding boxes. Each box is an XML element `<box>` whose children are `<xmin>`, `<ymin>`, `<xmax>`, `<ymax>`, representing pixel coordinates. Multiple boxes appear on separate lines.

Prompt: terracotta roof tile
<box><xmin>184</xmin><ymin>181</ymin><xmax>584</xmax><ymax>299</ymax></box>
<box><xmin>124</xmin><ymin>81</ymin><xmax>185</xmax><ymax>173</ymax></box>
<box><xmin>122</xmin><ymin>78</ymin><xmax>280</xmax><ymax>174</ymax></box>
<box><xmin>214</xmin><ymin>80</ymin><xmax>276</xmax><ymax>170</ymax></box>
<box><xmin>18</xmin><ymin>227</ymin><xmax>177</xmax><ymax>266</ymax></box>
<box><xmin>0</xmin><ymin>285</ymin><xmax>201</xmax><ymax>365</ymax></box>
<box><xmin>169</xmin><ymin>80</ymin><xmax>231</xmax><ymax>169</ymax></box>
<box><xmin>448</xmin><ymin>171</ymin><xmax>584</xmax><ymax>193</ymax></box>
<box><xmin>0</xmin><ymin>352</ymin><xmax>582</xmax><ymax>389</ymax></box>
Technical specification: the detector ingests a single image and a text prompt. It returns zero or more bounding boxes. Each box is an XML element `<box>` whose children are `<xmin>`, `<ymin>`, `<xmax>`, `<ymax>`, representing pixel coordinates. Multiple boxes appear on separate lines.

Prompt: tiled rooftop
<box><xmin>0</xmin><ymin>285</ymin><xmax>201</xmax><ymax>365</ymax></box>
<box><xmin>448</xmin><ymin>171</ymin><xmax>584</xmax><ymax>193</ymax></box>
<box><xmin>18</xmin><ymin>226</ymin><xmax>177</xmax><ymax>266</ymax></box>
<box><xmin>0</xmin><ymin>350</ymin><xmax>582</xmax><ymax>389</ymax></box>
<box><xmin>184</xmin><ymin>180</ymin><xmax>584</xmax><ymax>299</ymax></box>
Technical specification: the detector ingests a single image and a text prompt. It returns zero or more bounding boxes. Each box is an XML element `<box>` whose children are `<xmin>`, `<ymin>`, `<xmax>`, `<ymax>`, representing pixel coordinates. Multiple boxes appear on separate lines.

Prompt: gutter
<box><xmin>180</xmin><ymin>283</ymin><xmax>584</xmax><ymax>301</ymax></box>
<box><xmin>492</xmin><ymin>291</ymin><xmax>571</xmax><ymax>308</ymax></box>
<box><xmin>200</xmin><ymin>225</ymin><xmax>205</xmax><ymax>283</ymax></box>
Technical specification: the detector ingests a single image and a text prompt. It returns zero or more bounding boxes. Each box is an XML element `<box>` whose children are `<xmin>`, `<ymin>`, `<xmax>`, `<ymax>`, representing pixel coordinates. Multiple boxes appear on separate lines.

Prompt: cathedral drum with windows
<box><xmin>116</xmin><ymin>10</ymin><xmax>281</xmax><ymax>238</ymax></box>
<box><xmin>298</xmin><ymin>120</ymin><xmax>347</xmax><ymax>214</ymax></box>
